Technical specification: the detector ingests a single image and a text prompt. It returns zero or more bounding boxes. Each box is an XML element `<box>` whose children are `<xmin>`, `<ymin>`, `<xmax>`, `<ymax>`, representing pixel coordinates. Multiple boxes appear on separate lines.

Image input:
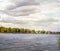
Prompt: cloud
<box><xmin>0</xmin><ymin>0</ymin><xmax>60</xmax><ymax>31</ymax></box>
<box><xmin>0</xmin><ymin>0</ymin><xmax>15</xmax><ymax>10</ymax></box>
<box><xmin>6</xmin><ymin>0</ymin><xmax>40</xmax><ymax>10</ymax></box>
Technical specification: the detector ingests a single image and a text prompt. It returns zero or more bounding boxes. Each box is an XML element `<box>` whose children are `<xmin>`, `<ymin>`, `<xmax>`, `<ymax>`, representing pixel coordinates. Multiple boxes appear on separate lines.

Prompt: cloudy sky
<box><xmin>0</xmin><ymin>0</ymin><xmax>60</xmax><ymax>31</ymax></box>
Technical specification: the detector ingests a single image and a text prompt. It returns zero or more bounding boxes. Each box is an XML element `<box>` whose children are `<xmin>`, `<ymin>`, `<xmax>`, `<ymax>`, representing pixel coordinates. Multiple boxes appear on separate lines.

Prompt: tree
<box><xmin>31</xmin><ymin>30</ymin><xmax>36</xmax><ymax>34</ymax></box>
<box><xmin>40</xmin><ymin>30</ymin><xmax>45</xmax><ymax>34</ymax></box>
<box><xmin>20</xmin><ymin>28</ymin><xmax>25</xmax><ymax>33</ymax></box>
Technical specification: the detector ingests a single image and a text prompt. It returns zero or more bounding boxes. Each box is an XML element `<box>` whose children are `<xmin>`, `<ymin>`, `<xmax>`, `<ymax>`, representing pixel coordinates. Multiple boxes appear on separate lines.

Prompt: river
<box><xmin>0</xmin><ymin>34</ymin><xmax>60</xmax><ymax>51</ymax></box>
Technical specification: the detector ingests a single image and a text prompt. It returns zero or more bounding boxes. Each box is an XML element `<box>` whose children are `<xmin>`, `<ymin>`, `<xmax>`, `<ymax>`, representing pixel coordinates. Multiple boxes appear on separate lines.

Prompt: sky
<box><xmin>0</xmin><ymin>0</ymin><xmax>60</xmax><ymax>31</ymax></box>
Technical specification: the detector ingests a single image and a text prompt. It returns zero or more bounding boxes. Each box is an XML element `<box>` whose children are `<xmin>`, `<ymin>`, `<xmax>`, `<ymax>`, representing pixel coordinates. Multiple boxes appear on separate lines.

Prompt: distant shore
<box><xmin>0</xmin><ymin>27</ymin><xmax>60</xmax><ymax>34</ymax></box>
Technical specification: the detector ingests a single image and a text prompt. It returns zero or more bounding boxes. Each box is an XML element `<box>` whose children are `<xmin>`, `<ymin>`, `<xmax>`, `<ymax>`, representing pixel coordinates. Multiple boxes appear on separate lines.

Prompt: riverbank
<box><xmin>0</xmin><ymin>27</ymin><xmax>60</xmax><ymax>34</ymax></box>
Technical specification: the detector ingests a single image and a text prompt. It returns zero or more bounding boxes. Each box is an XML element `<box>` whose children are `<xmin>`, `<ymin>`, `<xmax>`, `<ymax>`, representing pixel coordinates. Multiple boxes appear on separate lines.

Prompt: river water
<box><xmin>0</xmin><ymin>34</ymin><xmax>60</xmax><ymax>51</ymax></box>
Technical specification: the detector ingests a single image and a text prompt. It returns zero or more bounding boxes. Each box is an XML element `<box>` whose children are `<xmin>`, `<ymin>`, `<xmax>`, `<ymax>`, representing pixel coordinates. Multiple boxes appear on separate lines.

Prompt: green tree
<box><xmin>31</xmin><ymin>30</ymin><xmax>36</xmax><ymax>34</ymax></box>
<box><xmin>40</xmin><ymin>30</ymin><xmax>45</xmax><ymax>34</ymax></box>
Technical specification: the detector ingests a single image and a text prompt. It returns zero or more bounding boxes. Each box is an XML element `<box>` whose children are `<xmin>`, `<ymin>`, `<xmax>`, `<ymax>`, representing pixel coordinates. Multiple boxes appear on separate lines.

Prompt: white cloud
<box><xmin>0</xmin><ymin>0</ymin><xmax>60</xmax><ymax>31</ymax></box>
<box><xmin>0</xmin><ymin>0</ymin><xmax>15</xmax><ymax>10</ymax></box>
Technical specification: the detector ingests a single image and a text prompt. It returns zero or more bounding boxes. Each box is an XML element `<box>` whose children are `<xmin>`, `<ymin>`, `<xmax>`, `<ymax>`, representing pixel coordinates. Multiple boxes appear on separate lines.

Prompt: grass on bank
<box><xmin>58</xmin><ymin>36</ymin><xmax>60</xmax><ymax>45</ymax></box>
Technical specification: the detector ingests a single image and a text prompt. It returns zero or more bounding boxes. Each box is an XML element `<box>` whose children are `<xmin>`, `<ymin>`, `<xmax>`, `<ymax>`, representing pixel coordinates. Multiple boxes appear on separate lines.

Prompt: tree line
<box><xmin>0</xmin><ymin>27</ymin><xmax>60</xmax><ymax>34</ymax></box>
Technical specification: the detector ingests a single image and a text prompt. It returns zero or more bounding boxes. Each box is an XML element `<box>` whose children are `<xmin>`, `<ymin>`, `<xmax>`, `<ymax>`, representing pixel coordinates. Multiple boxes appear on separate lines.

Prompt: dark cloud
<box><xmin>6</xmin><ymin>0</ymin><xmax>40</xmax><ymax>10</ymax></box>
<box><xmin>6</xmin><ymin>5</ymin><xmax>39</xmax><ymax>16</ymax></box>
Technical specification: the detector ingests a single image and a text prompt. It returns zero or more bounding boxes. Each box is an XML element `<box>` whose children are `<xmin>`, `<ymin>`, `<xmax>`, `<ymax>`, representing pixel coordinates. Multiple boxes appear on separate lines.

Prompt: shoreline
<box><xmin>0</xmin><ymin>27</ymin><xmax>60</xmax><ymax>34</ymax></box>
